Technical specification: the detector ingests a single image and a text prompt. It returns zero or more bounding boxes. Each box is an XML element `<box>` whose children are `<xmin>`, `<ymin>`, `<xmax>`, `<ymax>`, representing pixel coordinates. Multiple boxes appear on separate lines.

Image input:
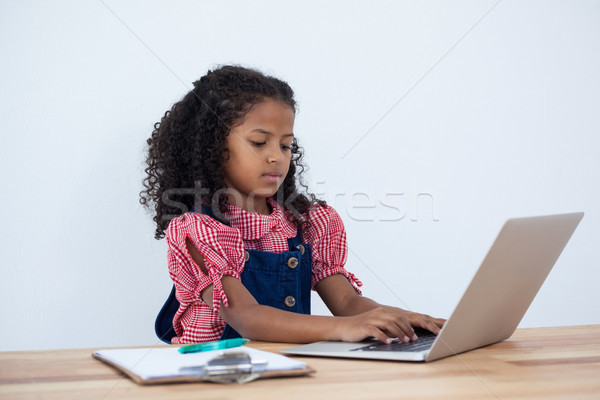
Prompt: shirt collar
<box><xmin>226</xmin><ymin>198</ymin><xmax>298</xmax><ymax>240</ymax></box>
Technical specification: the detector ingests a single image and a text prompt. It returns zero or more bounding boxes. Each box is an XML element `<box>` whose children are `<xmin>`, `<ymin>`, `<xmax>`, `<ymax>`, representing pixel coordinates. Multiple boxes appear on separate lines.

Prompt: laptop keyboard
<box><xmin>350</xmin><ymin>330</ymin><xmax>437</xmax><ymax>353</ymax></box>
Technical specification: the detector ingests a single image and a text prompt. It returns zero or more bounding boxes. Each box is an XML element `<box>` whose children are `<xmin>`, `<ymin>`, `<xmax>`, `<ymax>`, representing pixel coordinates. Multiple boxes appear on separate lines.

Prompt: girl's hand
<box><xmin>316</xmin><ymin>274</ymin><xmax>445</xmax><ymax>343</ymax></box>
<box><xmin>335</xmin><ymin>307</ymin><xmax>445</xmax><ymax>344</ymax></box>
<box><xmin>388</xmin><ymin>307</ymin><xmax>445</xmax><ymax>337</ymax></box>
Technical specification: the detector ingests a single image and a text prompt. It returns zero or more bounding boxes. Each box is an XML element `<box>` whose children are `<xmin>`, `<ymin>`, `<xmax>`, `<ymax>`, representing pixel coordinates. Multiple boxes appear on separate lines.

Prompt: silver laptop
<box><xmin>281</xmin><ymin>212</ymin><xmax>584</xmax><ymax>362</ymax></box>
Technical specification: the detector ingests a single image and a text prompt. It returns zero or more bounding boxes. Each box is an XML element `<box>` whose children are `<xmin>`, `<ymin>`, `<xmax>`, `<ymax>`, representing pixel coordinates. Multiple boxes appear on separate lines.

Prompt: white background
<box><xmin>1</xmin><ymin>0</ymin><xmax>598</xmax><ymax>351</ymax></box>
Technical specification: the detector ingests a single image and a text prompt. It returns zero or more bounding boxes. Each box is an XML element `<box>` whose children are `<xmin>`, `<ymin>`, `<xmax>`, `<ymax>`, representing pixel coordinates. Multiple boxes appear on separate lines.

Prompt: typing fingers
<box><xmin>410</xmin><ymin>313</ymin><xmax>446</xmax><ymax>335</ymax></box>
<box><xmin>368</xmin><ymin>308</ymin><xmax>417</xmax><ymax>343</ymax></box>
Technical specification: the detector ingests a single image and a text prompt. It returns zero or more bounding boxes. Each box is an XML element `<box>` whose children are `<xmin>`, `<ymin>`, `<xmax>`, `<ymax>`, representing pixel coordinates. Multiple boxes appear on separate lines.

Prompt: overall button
<box><xmin>244</xmin><ymin>251</ymin><xmax>250</xmax><ymax>262</ymax></box>
<box><xmin>287</xmin><ymin>257</ymin><xmax>298</xmax><ymax>269</ymax></box>
<box><xmin>296</xmin><ymin>244</ymin><xmax>305</xmax><ymax>255</ymax></box>
<box><xmin>284</xmin><ymin>296</ymin><xmax>296</xmax><ymax>308</ymax></box>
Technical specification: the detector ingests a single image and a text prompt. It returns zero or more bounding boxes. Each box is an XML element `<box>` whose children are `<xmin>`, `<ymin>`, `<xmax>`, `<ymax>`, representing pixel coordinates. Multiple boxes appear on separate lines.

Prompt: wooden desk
<box><xmin>1</xmin><ymin>325</ymin><xmax>599</xmax><ymax>399</ymax></box>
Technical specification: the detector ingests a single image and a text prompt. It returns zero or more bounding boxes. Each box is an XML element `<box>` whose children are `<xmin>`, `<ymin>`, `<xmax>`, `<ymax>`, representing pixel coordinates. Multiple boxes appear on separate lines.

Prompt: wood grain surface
<box><xmin>1</xmin><ymin>325</ymin><xmax>599</xmax><ymax>400</ymax></box>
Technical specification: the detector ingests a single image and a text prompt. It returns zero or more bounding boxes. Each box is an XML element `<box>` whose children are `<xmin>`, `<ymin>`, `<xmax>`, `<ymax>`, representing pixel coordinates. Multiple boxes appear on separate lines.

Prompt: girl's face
<box><xmin>223</xmin><ymin>98</ymin><xmax>295</xmax><ymax>215</ymax></box>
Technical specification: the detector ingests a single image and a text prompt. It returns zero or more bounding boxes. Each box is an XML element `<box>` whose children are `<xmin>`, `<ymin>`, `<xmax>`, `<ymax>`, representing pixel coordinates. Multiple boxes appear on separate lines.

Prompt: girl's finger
<box><xmin>423</xmin><ymin>319</ymin><xmax>442</xmax><ymax>335</ymax></box>
<box><xmin>384</xmin><ymin>315</ymin><xmax>416</xmax><ymax>342</ymax></box>
<box><xmin>369</xmin><ymin>327</ymin><xmax>393</xmax><ymax>344</ymax></box>
<box><xmin>417</xmin><ymin>316</ymin><xmax>445</xmax><ymax>334</ymax></box>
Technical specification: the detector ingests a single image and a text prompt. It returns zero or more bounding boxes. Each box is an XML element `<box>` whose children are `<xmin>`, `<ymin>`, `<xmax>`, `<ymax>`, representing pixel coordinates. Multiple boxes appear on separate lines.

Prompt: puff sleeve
<box><xmin>166</xmin><ymin>212</ymin><xmax>245</xmax><ymax>316</ymax></box>
<box><xmin>303</xmin><ymin>205</ymin><xmax>363</xmax><ymax>294</ymax></box>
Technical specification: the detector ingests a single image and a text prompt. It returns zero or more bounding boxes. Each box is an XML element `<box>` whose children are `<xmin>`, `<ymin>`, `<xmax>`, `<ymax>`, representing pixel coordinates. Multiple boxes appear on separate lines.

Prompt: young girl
<box><xmin>141</xmin><ymin>65</ymin><xmax>444</xmax><ymax>345</ymax></box>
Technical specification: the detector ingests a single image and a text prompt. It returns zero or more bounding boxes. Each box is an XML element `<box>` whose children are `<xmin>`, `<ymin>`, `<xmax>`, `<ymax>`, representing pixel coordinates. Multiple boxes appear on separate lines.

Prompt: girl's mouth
<box><xmin>262</xmin><ymin>173</ymin><xmax>281</xmax><ymax>183</ymax></box>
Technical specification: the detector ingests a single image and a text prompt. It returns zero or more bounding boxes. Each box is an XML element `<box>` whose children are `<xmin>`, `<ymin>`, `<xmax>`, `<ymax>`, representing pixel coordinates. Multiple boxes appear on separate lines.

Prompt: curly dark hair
<box><xmin>140</xmin><ymin>65</ymin><xmax>325</xmax><ymax>239</ymax></box>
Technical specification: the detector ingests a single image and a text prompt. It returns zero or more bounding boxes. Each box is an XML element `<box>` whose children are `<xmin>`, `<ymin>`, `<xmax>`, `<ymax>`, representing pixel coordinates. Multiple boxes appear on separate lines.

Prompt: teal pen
<box><xmin>178</xmin><ymin>338</ymin><xmax>250</xmax><ymax>354</ymax></box>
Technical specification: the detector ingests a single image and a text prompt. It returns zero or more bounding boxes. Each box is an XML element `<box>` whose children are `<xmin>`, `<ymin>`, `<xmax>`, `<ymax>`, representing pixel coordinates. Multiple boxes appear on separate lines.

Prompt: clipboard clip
<box><xmin>179</xmin><ymin>350</ymin><xmax>268</xmax><ymax>384</ymax></box>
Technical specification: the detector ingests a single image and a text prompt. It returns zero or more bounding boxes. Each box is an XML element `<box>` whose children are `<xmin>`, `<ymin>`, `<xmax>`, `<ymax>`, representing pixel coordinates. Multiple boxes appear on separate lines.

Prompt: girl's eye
<box><xmin>281</xmin><ymin>144</ymin><xmax>292</xmax><ymax>151</ymax></box>
<box><xmin>250</xmin><ymin>141</ymin><xmax>266</xmax><ymax>147</ymax></box>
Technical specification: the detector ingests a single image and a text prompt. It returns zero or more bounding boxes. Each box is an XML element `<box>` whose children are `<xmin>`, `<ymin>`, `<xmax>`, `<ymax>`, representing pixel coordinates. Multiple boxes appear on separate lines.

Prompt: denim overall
<box><xmin>219</xmin><ymin>231</ymin><xmax>312</xmax><ymax>339</ymax></box>
<box><xmin>154</xmin><ymin>210</ymin><xmax>312</xmax><ymax>343</ymax></box>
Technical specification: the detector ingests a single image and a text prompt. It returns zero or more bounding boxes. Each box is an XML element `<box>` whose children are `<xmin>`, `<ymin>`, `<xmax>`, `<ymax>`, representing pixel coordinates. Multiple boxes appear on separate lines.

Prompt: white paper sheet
<box><xmin>94</xmin><ymin>346</ymin><xmax>306</xmax><ymax>380</ymax></box>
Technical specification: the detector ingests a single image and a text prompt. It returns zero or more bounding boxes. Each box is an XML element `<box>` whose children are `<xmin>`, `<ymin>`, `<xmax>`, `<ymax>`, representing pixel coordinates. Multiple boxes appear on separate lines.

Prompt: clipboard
<box><xmin>93</xmin><ymin>346</ymin><xmax>314</xmax><ymax>385</ymax></box>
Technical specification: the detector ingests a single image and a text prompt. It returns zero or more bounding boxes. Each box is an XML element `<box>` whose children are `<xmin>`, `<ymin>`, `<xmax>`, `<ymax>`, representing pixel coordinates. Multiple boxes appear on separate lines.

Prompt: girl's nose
<box><xmin>267</xmin><ymin>145</ymin><xmax>284</xmax><ymax>164</ymax></box>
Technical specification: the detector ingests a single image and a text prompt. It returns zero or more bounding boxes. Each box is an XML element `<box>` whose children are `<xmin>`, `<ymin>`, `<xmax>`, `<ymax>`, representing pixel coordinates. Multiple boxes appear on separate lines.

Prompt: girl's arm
<box><xmin>315</xmin><ymin>274</ymin><xmax>445</xmax><ymax>336</ymax></box>
<box><xmin>187</xmin><ymin>238</ymin><xmax>442</xmax><ymax>343</ymax></box>
<box><xmin>201</xmin><ymin>277</ymin><xmax>424</xmax><ymax>344</ymax></box>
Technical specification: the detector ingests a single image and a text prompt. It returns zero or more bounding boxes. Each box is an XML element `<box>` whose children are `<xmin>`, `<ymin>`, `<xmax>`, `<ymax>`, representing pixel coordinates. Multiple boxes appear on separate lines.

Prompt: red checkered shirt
<box><xmin>165</xmin><ymin>198</ymin><xmax>362</xmax><ymax>344</ymax></box>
